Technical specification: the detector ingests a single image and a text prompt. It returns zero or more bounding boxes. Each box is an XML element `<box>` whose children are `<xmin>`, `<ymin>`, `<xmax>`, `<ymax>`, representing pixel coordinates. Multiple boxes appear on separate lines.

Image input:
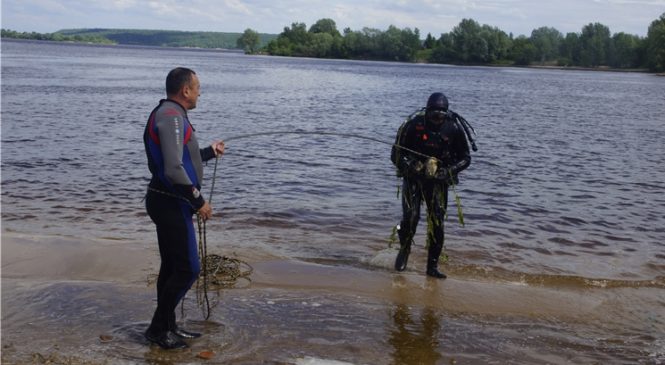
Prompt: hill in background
<box><xmin>56</xmin><ymin>28</ymin><xmax>277</xmax><ymax>49</ymax></box>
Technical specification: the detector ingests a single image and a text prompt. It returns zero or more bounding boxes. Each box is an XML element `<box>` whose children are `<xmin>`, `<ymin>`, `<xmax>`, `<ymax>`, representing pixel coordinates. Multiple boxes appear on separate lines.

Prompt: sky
<box><xmin>1</xmin><ymin>0</ymin><xmax>664</xmax><ymax>37</ymax></box>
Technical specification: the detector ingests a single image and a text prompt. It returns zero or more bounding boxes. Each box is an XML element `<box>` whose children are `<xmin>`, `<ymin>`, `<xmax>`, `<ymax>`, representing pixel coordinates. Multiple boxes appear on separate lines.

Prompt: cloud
<box><xmin>1</xmin><ymin>0</ymin><xmax>661</xmax><ymax>35</ymax></box>
<box><xmin>147</xmin><ymin>1</ymin><xmax>180</xmax><ymax>16</ymax></box>
<box><xmin>225</xmin><ymin>0</ymin><xmax>252</xmax><ymax>15</ymax></box>
<box><xmin>95</xmin><ymin>0</ymin><xmax>138</xmax><ymax>10</ymax></box>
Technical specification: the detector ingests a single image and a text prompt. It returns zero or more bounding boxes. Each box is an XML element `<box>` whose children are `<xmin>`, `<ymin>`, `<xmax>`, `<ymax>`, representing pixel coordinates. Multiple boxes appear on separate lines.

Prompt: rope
<box><xmin>194</xmin><ymin>155</ymin><xmax>256</xmax><ymax>319</ymax></box>
<box><xmin>224</xmin><ymin>130</ymin><xmax>440</xmax><ymax>162</ymax></box>
<box><xmin>182</xmin><ymin>128</ymin><xmax>473</xmax><ymax>319</ymax></box>
<box><xmin>196</xmin><ymin>216</ymin><xmax>211</xmax><ymax>319</ymax></box>
<box><xmin>220</xmin><ymin>130</ymin><xmax>470</xmax><ymax>226</ymax></box>
<box><xmin>198</xmin><ymin>156</ymin><xmax>216</xmax><ymax>319</ymax></box>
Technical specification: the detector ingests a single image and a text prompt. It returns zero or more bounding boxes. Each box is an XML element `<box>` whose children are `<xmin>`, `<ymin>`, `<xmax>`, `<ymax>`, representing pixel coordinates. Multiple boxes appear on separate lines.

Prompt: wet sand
<box><xmin>2</xmin><ymin>233</ymin><xmax>663</xmax><ymax>364</ymax></box>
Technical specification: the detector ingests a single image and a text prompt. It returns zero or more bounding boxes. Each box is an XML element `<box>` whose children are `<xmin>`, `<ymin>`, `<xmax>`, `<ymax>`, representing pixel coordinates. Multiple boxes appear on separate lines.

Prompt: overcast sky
<box><xmin>2</xmin><ymin>0</ymin><xmax>663</xmax><ymax>37</ymax></box>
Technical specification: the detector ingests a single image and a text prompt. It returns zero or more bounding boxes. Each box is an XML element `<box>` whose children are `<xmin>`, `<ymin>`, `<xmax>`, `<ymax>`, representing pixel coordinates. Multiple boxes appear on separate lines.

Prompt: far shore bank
<box><xmin>2</xmin><ymin>37</ymin><xmax>661</xmax><ymax>75</ymax></box>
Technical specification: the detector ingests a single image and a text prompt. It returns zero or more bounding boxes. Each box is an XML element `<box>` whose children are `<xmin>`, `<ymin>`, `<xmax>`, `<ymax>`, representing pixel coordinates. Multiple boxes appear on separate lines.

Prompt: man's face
<box><xmin>184</xmin><ymin>74</ymin><xmax>201</xmax><ymax>110</ymax></box>
<box><xmin>426</xmin><ymin>109</ymin><xmax>447</xmax><ymax>127</ymax></box>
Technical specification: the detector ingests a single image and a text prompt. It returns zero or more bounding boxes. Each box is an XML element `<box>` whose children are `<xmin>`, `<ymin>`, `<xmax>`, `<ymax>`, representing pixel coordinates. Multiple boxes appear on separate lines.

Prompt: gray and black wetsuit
<box><xmin>143</xmin><ymin>99</ymin><xmax>216</xmax><ymax>333</ymax></box>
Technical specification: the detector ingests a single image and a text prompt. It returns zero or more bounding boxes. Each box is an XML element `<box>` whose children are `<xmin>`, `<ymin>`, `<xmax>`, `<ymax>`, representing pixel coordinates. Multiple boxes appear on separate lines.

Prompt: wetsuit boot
<box><xmin>426</xmin><ymin>241</ymin><xmax>447</xmax><ymax>279</ymax></box>
<box><xmin>173</xmin><ymin>327</ymin><xmax>202</xmax><ymax>339</ymax></box>
<box><xmin>145</xmin><ymin>329</ymin><xmax>188</xmax><ymax>349</ymax></box>
<box><xmin>394</xmin><ymin>226</ymin><xmax>412</xmax><ymax>272</ymax></box>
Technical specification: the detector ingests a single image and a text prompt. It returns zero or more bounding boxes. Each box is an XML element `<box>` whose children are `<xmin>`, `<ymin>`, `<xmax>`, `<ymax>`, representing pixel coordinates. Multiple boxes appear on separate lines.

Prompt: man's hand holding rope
<box><xmin>198</xmin><ymin>201</ymin><xmax>213</xmax><ymax>221</ymax></box>
<box><xmin>211</xmin><ymin>140</ymin><xmax>225</xmax><ymax>157</ymax></box>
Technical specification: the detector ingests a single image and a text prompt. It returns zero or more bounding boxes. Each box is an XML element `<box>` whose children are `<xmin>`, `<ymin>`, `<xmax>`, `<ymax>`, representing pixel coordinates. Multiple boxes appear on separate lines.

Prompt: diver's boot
<box><xmin>394</xmin><ymin>226</ymin><xmax>412</xmax><ymax>272</ymax></box>
<box><xmin>145</xmin><ymin>329</ymin><xmax>188</xmax><ymax>350</ymax></box>
<box><xmin>426</xmin><ymin>264</ymin><xmax>447</xmax><ymax>279</ymax></box>
<box><xmin>394</xmin><ymin>244</ymin><xmax>411</xmax><ymax>272</ymax></box>
<box><xmin>426</xmin><ymin>241</ymin><xmax>447</xmax><ymax>279</ymax></box>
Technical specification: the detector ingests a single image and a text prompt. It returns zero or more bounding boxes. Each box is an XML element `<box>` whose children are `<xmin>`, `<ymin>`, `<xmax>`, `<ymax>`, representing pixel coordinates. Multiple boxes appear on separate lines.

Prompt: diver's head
<box><xmin>425</xmin><ymin>92</ymin><xmax>449</xmax><ymax>128</ymax></box>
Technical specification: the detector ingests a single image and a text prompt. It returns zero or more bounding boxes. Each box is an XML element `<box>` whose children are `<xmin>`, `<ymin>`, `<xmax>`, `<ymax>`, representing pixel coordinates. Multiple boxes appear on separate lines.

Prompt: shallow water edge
<box><xmin>2</xmin><ymin>233</ymin><xmax>664</xmax><ymax>364</ymax></box>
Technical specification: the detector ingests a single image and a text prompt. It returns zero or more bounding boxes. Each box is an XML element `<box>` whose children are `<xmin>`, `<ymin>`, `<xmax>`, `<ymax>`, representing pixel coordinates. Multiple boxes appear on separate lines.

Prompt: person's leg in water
<box><xmin>422</xmin><ymin>182</ymin><xmax>447</xmax><ymax>279</ymax></box>
<box><xmin>145</xmin><ymin>192</ymin><xmax>201</xmax><ymax>349</ymax></box>
<box><xmin>395</xmin><ymin>178</ymin><xmax>422</xmax><ymax>271</ymax></box>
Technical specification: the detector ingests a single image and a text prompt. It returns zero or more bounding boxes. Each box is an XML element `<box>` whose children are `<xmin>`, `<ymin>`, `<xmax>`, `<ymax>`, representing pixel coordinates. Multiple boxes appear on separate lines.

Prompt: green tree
<box><xmin>237</xmin><ymin>28</ymin><xmax>260</xmax><ymax>54</ymax></box>
<box><xmin>559</xmin><ymin>32</ymin><xmax>581</xmax><ymax>66</ymax></box>
<box><xmin>611</xmin><ymin>32</ymin><xmax>643</xmax><ymax>68</ymax></box>
<box><xmin>510</xmin><ymin>35</ymin><xmax>537</xmax><ymax>65</ymax></box>
<box><xmin>424</xmin><ymin>33</ymin><xmax>437</xmax><ymax>49</ymax></box>
<box><xmin>645</xmin><ymin>12</ymin><xmax>665</xmax><ymax>72</ymax></box>
<box><xmin>430</xmin><ymin>33</ymin><xmax>455</xmax><ymax>63</ymax></box>
<box><xmin>376</xmin><ymin>25</ymin><xmax>421</xmax><ymax>61</ymax></box>
<box><xmin>340</xmin><ymin>27</ymin><xmax>381</xmax><ymax>59</ymax></box>
<box><xmin>308</xmin><ymin>32</ymin><xmax>334</xmax><ymax>57</ymax></box>
<box><xmin>579</xmin><ymin>23</ymin><xmax>611</xmax><ymax>67</ymax></box>
<box><xmin>266</xmin><ymin>22</ymin><xmax>312</xmax><ymax>56</ymax></box>
<box><xmin>481</xmin><ymin>25</ymin><xmax>511</xmax><ymax>62</ymax></box>
<box><xmin>265</xmin><ymin>36</ymin><xmax>293</xmax><ymax>56</ymax></box>
<box><xmin>450</xmin><ymin>19</ymin><xmax>488</xmax><ymax>63</ymax></box>
<box><xmin>531</xmin><ymin>26</ymin><xmax>563</xmax><ymax>64</ymax></box>
<box><xmin>309</xmin><ymin>18</ymin><xmax>343</xmax><ymax>57</ymax></box>
<box><xmin>309</xmin><ymin>18</ymin><xmax>341</xmax><ymax>37</ymax></box>
<box><xmin>284</xmin><ymin>22</ymin><xmax>311</xmax><ymax>45</ymax></box>
<box><xmin>341</xmin><ymin>27</ymin><xmax>360</xmax><ymax>58</ymax></box>
<box><xmin>354</xmin><ymin>27</ymin><xmax>382</xmax><ymax>58</ymax></box>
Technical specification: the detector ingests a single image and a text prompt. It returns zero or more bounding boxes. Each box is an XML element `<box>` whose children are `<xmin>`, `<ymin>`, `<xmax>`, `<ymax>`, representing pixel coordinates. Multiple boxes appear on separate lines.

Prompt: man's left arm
<box><xmin>200</xmin><ymin>140</ymin><xmax>225</xmax><ymax>162</ymax></box>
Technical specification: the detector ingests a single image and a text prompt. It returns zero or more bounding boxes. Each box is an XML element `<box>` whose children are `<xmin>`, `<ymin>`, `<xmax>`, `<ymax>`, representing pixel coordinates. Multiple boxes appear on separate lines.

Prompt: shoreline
<box><xmin>2</xmin><ymin>37</ymin><xmax>660</xmax><ymax>75</ymax></box>
<box><xmin>2</xmin><ymin>232</ymin><xmax>663</xmax><ymax>364</ymax></box>
<box><xmin>0</xmin><ymin>232</ymin><xmax>604</xmax><ymax>317</ymax></box>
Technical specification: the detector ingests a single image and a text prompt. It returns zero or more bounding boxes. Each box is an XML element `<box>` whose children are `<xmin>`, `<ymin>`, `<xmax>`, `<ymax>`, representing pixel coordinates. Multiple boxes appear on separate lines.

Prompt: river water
<box><xmin>2</xmin><ymin>39</ymin><xmax>664</xmax><ymax>364</ymax></box>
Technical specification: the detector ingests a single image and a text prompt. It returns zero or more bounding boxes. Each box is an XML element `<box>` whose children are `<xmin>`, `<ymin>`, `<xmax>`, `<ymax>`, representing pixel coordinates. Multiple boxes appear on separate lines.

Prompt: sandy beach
<box><xmin>2</xmin><ymin>232</ymin><xmax>662</xmax><ymax>364</ymax></box>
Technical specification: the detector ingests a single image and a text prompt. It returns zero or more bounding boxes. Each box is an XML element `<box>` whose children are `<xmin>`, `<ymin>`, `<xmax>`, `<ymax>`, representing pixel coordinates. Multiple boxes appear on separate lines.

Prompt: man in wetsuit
<box><xmin>143</xmin><ymin>67</ymin><xmax>225</xmax><ymax>349</ymax></box>
<box><xmin>390</xmin><ymin>92</ymin><xmax>472</xmax><ymax>279</ymax></box>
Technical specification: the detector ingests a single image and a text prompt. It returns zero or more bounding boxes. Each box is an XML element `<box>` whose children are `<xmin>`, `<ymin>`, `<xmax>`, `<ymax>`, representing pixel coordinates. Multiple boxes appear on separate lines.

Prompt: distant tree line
<box><xmin>3</xmin><ymin>13</ymin><xmax>664</xmax><ymax>72</ymax></box>
<box><xmin>1</xmin><ymin>28</ymin><xmax>277</xmax><ymax>50</ymax></box>
<box><xmin>1</xmin><ymin>29</ymin><xmax>115</xmax><ymax>44</ymax></box>
<box><xmin>264</xmin><ymin>13</ymin><xmax>665</xmax><ymax>72</ymax></box>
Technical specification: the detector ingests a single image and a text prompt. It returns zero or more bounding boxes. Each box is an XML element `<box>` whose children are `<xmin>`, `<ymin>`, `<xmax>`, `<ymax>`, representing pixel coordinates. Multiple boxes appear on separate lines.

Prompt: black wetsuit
<box><xmin>143</xmin><ymin>99</ymin><xmax>216</xmax><ymax>334</ymax></box>
<box><xmin>391</xmin><ymin>109</ymin><xmax>471</xmax><ymax>272</ymax></box>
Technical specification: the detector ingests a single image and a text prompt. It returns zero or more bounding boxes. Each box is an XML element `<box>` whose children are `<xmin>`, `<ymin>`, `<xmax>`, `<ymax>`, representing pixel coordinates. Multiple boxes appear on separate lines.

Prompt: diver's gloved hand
<box><xmin>434</xmin><ymin>167</ymin><xmax>454</xmax><ymax>185</ymax></box>
<box><xmin>403</xmin><ymin>158</ymin><xmax>424</xmax><ymax>176</ymax></box>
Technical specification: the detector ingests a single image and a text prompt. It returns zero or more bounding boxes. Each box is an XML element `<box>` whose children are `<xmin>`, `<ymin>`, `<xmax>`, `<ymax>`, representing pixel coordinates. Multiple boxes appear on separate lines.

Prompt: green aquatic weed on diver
<box><xmin>388</xmin><ymin>175</ymin><xmax>464</xmax><ymax>264</ymax></box>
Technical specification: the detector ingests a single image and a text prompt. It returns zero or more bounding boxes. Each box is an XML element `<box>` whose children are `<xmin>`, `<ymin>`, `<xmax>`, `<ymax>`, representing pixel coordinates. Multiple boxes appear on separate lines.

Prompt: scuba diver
<box><xmin>390</xmin><ymin>92</ymin><xmax>474</xmax><ymax>278</ymax></box>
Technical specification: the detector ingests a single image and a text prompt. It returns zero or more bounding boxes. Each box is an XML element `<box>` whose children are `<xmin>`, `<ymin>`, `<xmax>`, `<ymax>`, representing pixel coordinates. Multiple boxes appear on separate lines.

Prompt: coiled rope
<box><xmin>195</xmin><ymin>155</ymin><xmax>253</xmax><ymax>320</ymax></box>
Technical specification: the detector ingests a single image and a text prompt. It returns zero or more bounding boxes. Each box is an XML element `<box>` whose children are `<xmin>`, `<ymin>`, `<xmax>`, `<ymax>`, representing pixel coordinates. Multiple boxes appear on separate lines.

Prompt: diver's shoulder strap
<box><xmin>408</xmin><ymin>107</ymin><xmax>427</xmax><ymax>121</ymax></box>
<box><xmin>449</xmin><ymin>110</ymin><xmax>478</xmax><ymax>152</ymax></box>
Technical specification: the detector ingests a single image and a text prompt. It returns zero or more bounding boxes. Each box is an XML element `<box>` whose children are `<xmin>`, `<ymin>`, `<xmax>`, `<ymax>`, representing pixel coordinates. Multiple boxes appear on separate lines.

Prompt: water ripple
<box><xmin>2</xmin><ymin>40</ymin><xmax>665</xmax><ymax>283</ymax></box>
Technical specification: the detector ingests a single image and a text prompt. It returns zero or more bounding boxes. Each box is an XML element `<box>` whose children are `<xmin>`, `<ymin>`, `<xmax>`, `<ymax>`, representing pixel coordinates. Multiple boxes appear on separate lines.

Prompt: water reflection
<box><xmin>389</xmin><ymin>304</ymin><xmax>442</xmax><ymax>365</ymax></box>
